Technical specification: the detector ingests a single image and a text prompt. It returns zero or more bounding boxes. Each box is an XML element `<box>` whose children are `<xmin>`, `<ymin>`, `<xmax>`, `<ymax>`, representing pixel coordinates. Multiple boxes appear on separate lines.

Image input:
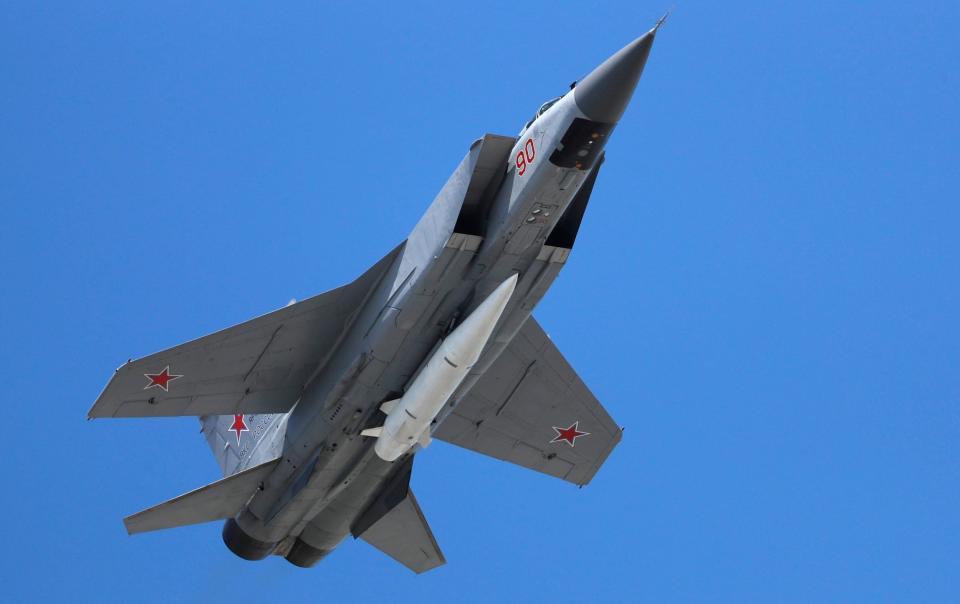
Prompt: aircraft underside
<box><xmin>89</xmin><ymin>19</ymin><xmax>663</xmax><ymax>572</ymax></box>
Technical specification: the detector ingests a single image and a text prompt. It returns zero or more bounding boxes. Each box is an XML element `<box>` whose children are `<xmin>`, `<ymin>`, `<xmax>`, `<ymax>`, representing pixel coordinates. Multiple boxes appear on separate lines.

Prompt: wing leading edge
<box><xmin>434</xmin><ymin>315</ymin><xmax>622</xmax><ymax>486</ymax></box>
<box><xmin>88</xmin><ymin>243</ymin><xmax>403</xmax><ymax>419</ymax></box>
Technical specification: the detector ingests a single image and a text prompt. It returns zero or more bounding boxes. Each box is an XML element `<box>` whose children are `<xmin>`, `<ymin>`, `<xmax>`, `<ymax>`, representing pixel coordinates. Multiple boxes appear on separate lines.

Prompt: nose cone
<box><xmin>573</xmin><ymin>26</ymin><xmax>659</xmax><ymax>124</ymax></box>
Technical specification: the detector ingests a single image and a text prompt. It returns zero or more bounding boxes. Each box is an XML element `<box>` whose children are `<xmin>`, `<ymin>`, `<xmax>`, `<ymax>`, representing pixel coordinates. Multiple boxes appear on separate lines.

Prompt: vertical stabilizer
<box><xmin>200</xmin><ymin>413</ymin><xmax>287</xmax><ymax>476</ymax></box>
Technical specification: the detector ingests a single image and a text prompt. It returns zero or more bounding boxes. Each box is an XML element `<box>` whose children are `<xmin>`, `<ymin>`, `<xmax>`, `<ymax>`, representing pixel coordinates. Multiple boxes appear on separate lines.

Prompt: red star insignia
<box><xmin>551</xmin><ymin>421</ymin><xmax>590</xmax><ymax>447</ymax></box>
<box><xmin>143</xmin><ymin>366</ymin><xmax>183</xmax><ymax>391</ymax></box>
<box><xmin>229</xmin><ymin>414</ymin><xmax>249</xmax><ymax>445</ymax></box>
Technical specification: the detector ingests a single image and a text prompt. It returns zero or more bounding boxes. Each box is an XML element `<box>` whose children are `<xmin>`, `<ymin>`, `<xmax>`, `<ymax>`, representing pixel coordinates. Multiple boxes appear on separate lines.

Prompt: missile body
<box><xmin>363</xmin><ymin>274</ymin><xmax>519</xmax><ymax>461</ymax></box>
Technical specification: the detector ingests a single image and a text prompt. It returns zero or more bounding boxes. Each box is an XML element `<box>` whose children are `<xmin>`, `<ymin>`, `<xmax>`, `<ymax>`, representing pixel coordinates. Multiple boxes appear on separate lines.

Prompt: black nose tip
<box><xmin>573</xmin><ymin>27</ymin><xmax>658</xmax><ymax>124</ymax></box>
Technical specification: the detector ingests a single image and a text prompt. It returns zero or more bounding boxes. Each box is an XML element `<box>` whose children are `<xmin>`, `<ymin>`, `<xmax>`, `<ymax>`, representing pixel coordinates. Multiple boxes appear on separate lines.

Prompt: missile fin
<box><xmin>417</xmin><ymin>431</ymin><xmax>432</xmax><ymax>448</ymax></box>
<box><xmin>380</xmin><ymin>399</ymin><xmax>400</xmax><ymax>414</ymax></box>
<box><xmin>361</xmin><ymin>427</ymin><xmax>383</xmax><ymax>438</ymax></box>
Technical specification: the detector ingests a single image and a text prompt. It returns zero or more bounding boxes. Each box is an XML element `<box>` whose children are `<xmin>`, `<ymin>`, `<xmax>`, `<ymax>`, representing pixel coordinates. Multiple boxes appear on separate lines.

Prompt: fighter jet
<box><xmin>89</xmin><ymin>21</ymin><xmax>662</xmax><ymax>573</ymax></box>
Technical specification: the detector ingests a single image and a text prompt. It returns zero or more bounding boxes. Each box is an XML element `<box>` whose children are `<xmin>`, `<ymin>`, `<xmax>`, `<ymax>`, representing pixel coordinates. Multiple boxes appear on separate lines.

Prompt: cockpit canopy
<box><xmin>521</xmin><ymin>95</ymin><xmax>564</xmax><ymax>133</ymax></box>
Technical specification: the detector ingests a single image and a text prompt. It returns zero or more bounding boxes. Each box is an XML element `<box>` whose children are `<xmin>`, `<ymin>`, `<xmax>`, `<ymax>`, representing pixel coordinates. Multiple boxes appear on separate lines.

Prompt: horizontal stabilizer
<box><xmin>124</xmin><ymin>458</ymin><xmax>279</xmax><ymax>535</ymax></box>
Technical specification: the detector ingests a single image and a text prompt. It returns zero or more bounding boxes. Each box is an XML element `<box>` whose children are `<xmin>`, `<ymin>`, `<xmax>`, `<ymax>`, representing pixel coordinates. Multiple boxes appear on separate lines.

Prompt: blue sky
<box><xmin>2</xmin><ymin>2</ymin><xmax>958</xmax><ymax>602</ymax></box>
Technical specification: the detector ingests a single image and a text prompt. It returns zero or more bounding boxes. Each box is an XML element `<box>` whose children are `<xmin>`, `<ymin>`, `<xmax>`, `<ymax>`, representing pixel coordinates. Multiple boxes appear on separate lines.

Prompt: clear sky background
<box><xmin>2</xmin><ymin>2</ymin><xmax>958</xmax><ymax>602</ymax></box>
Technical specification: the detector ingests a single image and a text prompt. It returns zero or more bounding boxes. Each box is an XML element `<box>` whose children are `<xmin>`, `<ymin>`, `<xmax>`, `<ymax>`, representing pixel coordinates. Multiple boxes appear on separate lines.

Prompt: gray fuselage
<box><xmin>227</xmin><ymin>91</ymin><xmax>613</xmax><ymax>563</ymax></box>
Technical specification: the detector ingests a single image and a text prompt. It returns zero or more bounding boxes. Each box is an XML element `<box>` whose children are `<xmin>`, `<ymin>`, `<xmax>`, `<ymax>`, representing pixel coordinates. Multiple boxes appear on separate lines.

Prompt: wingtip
<box><xmin>122</xmin><ymin>517</ymin><xmax>136</xmax><ymax>536</ymax></box>
<box><xmin>86</xmin><ymin>399</ymin><xmax>105</xmax><ymax>419</ymax></box>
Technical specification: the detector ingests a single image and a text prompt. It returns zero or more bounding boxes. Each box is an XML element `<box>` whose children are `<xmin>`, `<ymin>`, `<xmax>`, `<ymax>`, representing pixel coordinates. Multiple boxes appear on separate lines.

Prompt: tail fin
<box><xmin>124</xmin><ymin>457</ymin><xmax>279</xmax><ymax>535</ymax></box>
<box><xmin>200</xmin><ymin>413</ymin><xmax>288</xmax><ymax>477</ymax></box>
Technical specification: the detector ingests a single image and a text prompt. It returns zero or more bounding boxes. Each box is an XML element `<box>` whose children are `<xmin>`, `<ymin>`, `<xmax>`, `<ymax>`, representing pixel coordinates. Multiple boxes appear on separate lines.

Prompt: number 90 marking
<box><xmin>516</xmin><ymin>138</ymin><xmax>536</xmax><ymax>176</ymax></box>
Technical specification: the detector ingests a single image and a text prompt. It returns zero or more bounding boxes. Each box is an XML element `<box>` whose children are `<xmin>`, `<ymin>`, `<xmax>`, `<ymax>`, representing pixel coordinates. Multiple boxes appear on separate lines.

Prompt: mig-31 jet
<box><xmin>89</xmin><ymin>19</ymin><xmax>664</xmax><ymax>573</ymax></box>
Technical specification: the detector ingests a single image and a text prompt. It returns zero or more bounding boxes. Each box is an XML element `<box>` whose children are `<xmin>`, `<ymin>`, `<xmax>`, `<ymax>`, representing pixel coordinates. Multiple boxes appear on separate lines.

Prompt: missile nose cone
<box><xmin>493</xmin><ymin>273</ymin><xmax>520</xmax><ymax>309</ymax></box>
<box><xmin>573</xmin><ymin>25</ymin><xmax>659</xmax><ymax>124</ymax></box>
<box><xmin>502</xmin><ymin>272</ymin><xmax>519</xmax><ymax>293</ymax></box>
<box><xmin>470</xmin><ymin>273</ymin><xmax>518</xmax><ymax>330</ymax></box>
<box><xmin>444</xmin><ymin>274</ymin><xmax>519</xmax><ymax>366</ymax></box>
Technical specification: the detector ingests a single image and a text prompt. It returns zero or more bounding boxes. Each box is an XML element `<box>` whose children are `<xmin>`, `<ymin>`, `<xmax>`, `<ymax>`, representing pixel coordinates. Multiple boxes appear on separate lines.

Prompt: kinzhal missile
<box><xmin>362</xmin><ymin>274</ymin><xmax>519</xmax><ymax>461</ymax></box>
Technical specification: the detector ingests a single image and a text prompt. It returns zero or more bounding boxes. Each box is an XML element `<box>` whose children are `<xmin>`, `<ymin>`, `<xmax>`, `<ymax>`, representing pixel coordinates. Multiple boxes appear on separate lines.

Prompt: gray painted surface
<box><xmin>90</xmin><ymin>27</ymin><xmax>661</xmax><ymax>573</ymax></box>
<box><xmin>124</xmin><ymin>458</ymin><xmax>279</xmax><ymax>535</ymax></box>
<box><xmin>433</xmin><ymin>315</ymin><xmax>622</xmax><ymax>487</ymax></box>
<box><xmin>573</xmin><ymin>27</ymin><xmax>657</xmax><ymax>124</ymax></box>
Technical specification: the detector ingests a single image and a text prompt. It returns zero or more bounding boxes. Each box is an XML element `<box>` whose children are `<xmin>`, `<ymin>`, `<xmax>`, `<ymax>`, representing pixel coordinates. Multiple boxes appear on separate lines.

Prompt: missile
<box><xmin>362</xmin><ymin>274</ymin><xmax>519</xmax><ymax>461</ymax></box>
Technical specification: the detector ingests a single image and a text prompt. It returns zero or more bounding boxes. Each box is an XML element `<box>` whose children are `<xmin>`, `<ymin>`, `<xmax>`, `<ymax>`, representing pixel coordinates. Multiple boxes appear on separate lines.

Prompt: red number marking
<box><xmin>517</xmin><ymin>138</ymin><xmax>536</xmax><ymax>176</ymax></box>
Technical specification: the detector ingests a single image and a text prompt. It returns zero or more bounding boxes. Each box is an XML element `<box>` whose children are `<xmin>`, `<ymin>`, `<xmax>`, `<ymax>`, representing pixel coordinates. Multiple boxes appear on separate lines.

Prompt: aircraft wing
<box><xmin>88</xmin><ymin>244</ymin><xmax>402</xmax><ymax>419</ymax></box>
<box><xmin>433</xmin><ymin>315</ymin><xmax>622</xmax><ymax>486</ymax></box>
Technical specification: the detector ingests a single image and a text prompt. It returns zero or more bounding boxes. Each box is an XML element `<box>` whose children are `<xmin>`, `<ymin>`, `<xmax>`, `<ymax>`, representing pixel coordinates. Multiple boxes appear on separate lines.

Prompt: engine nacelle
<box><xmin>284</xmin><ymin>521</ymin><xmax>347</xmax><ymax>568</ymax></box>
<box><xmin>285</xmin><ymin>539</ymin><xmax>332</xmax><ymax>568</ymax></box>
<box><xmin>222</xmin><ymin>517</ymin><xmax>277</xmax><ymax>561</ymax></box>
